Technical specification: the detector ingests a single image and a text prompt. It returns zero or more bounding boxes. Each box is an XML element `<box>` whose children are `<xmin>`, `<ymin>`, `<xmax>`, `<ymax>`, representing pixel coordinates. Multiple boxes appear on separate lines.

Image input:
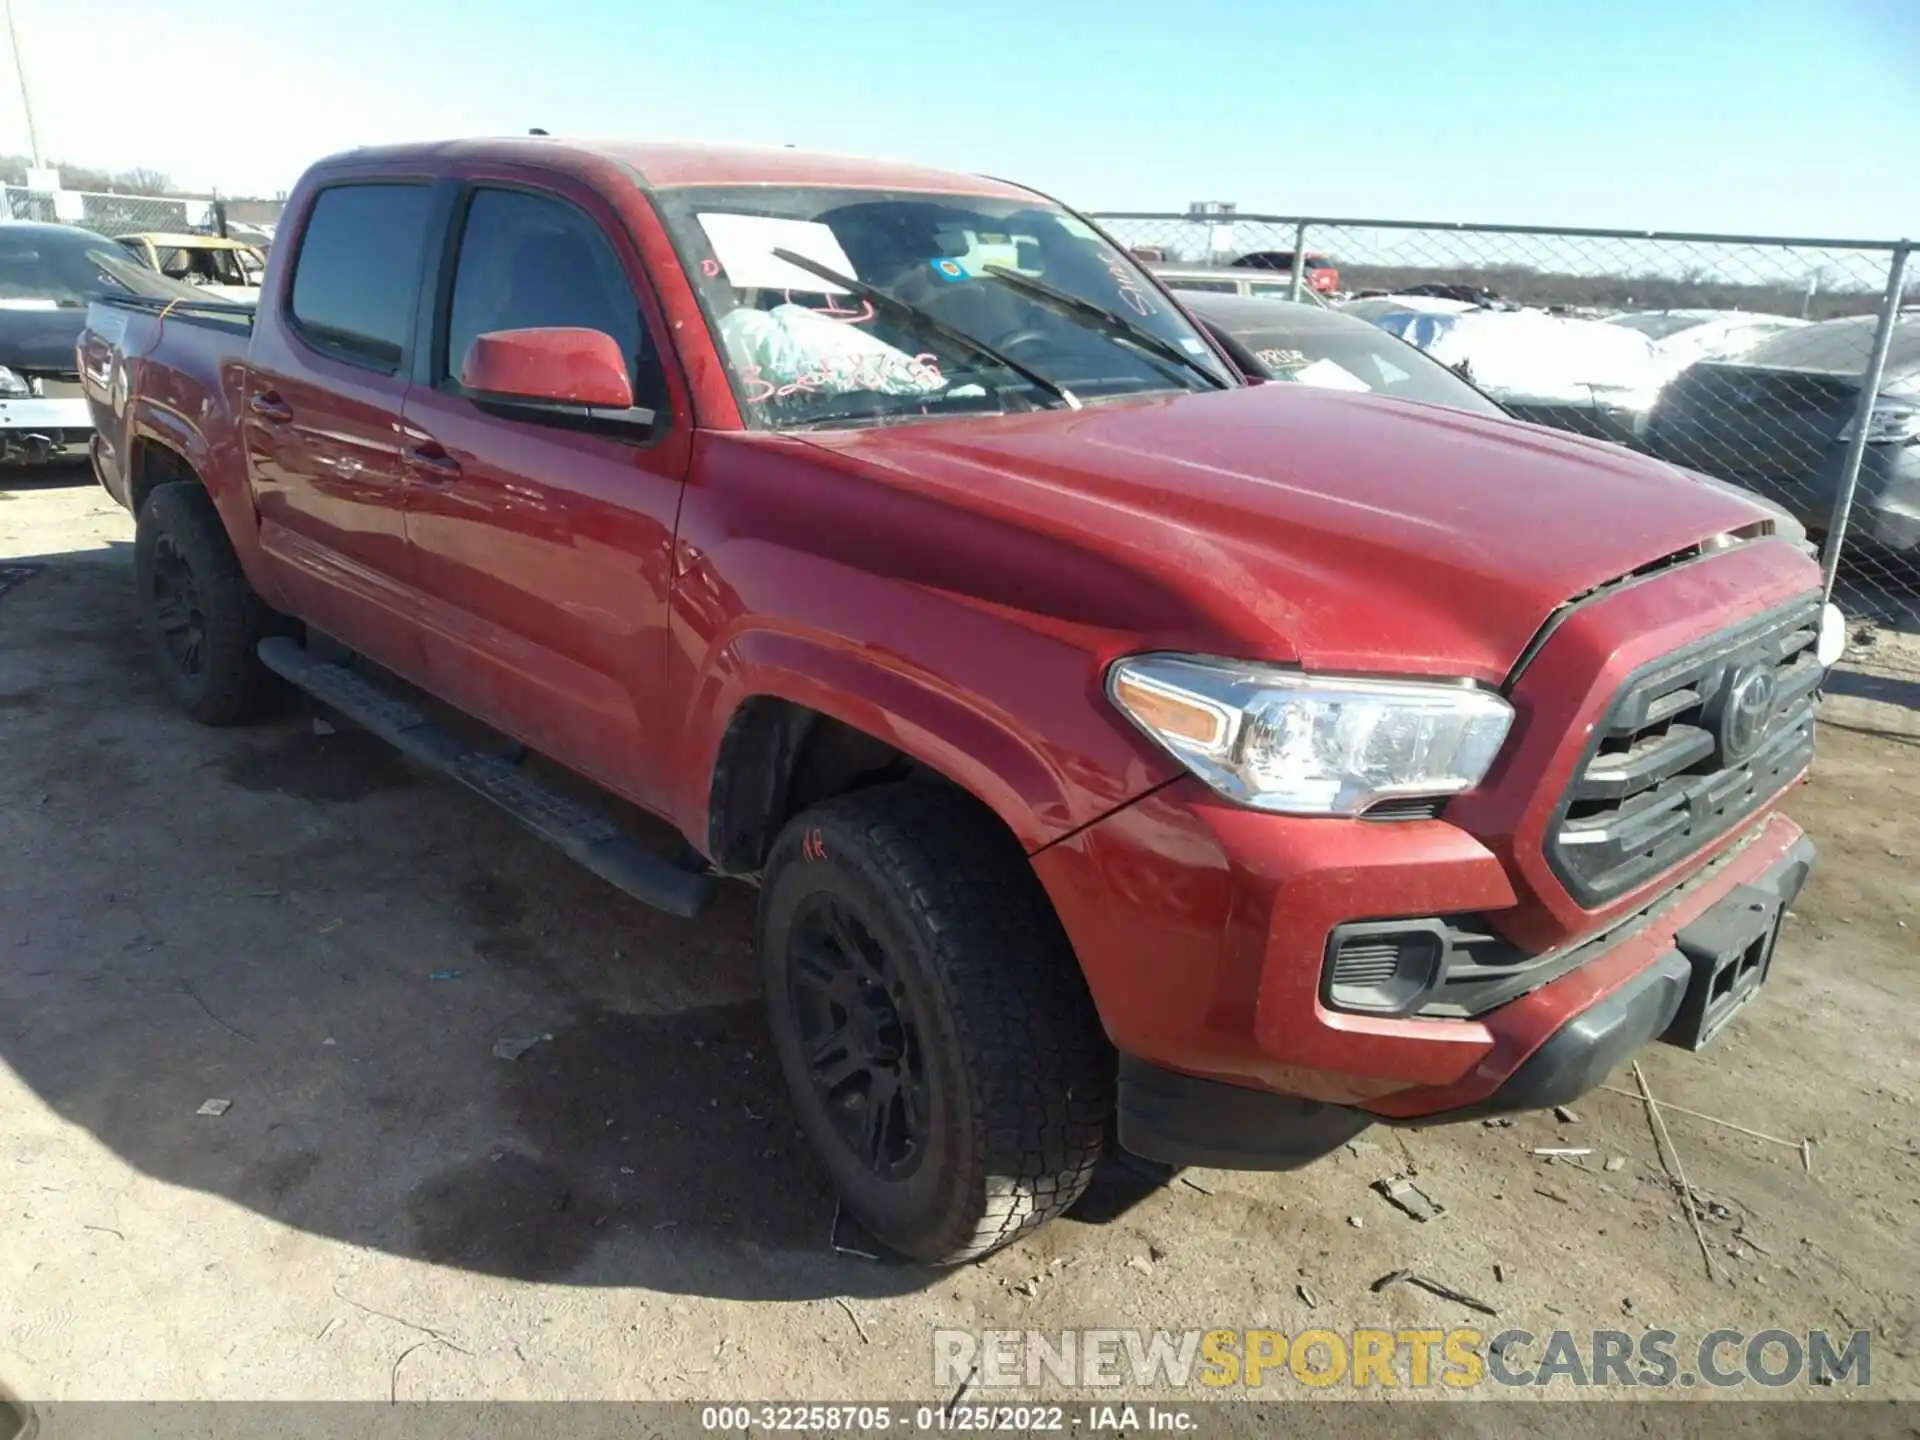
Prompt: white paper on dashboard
<box><xmin>696</xmin><ymin>214</ymin><xmax>856</xmax><ymax>294</ymax></box>
<box><xmin>1292</xmin><ymin>358</ymin><xmax>1373</xmax><ymax>392</ymax></box>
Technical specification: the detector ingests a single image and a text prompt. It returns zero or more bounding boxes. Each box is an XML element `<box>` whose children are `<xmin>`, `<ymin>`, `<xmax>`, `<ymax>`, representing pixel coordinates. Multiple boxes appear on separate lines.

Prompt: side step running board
<box><xmin>257</xmin><ymin>637</ymin><xmax>714</xmax><ymax>919</ymax></box>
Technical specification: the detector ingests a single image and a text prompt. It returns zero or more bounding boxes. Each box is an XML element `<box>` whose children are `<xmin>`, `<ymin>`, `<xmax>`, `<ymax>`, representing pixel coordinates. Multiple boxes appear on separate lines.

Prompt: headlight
<box><xmin>1839</xmin><ymin>399</ymin><xmax>1920</xmax><ymax>445</ymax></box>
<box><xmin>0</xmin><ymin>365</ymin><xmax>33</xmax><ymax>398</ymax></box>
<box><xmin>1108</xmin><ymin>655</ymin><xmax>1514</xmax><ymax>816</ymax></box>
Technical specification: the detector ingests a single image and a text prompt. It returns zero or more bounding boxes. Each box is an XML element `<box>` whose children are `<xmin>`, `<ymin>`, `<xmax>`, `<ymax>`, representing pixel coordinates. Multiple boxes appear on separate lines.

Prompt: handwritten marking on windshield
<box><xmin>774</xmin><ymin>292</ymin><xmax>876</xmax><ymax>325</ymax></box>
<box><xmin>819</xmin><ymin>294</ymin><xmax>877</xmax><ymax>325</ymax></box>
<box><xmin>740</xmin><ymin>352</ymin><xmax>943</xmax><ymax>405</ymax></box>
<box><xmin>1102</xmin><ymin>254</ymin><xmax>1155</xmax><ymax>317</ymax></box>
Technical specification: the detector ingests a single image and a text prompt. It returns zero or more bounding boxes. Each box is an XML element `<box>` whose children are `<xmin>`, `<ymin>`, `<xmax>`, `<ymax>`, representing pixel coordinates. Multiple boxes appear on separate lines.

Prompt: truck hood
<box><xmin>797</xmin><ymin>383</ymin><xmax>1779</xmax><ymax>682</ymax></box>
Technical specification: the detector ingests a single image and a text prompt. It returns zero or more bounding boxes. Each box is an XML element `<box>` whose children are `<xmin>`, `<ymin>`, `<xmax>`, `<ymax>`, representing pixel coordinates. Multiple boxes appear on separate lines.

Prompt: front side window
<box><xmin>288</xmin><ymin>183</ymin><xmax>434</xmax><ymax>370</ymax></box>
<box><xmin>651</xmin><ymin>184</ymin><xmax>1234</xmax><ymax>430</ymax></box>
<box><xmin>441</xmin><ymin>187</ymin><xmax>664</xmax><ymax>410</ymax></box>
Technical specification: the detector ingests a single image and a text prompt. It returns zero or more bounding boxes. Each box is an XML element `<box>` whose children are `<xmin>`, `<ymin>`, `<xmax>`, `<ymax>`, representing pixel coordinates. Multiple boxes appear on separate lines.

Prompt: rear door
<box><xmin>244</xmin><ymin>179</ymin><xmax>438</xmax><ymax>677</ymax></box>
<box><xmin>398</xmin><ymin>176</ymin><xmax>691</xmax><ymax>813</ymax></box>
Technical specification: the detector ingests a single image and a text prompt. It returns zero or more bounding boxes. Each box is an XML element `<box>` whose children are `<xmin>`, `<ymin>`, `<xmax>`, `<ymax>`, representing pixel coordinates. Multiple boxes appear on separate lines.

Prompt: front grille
<box><xmin>1546</xmin><ymin>595</ymin><xmax>1821</xmax><ymax>907</ymax></box>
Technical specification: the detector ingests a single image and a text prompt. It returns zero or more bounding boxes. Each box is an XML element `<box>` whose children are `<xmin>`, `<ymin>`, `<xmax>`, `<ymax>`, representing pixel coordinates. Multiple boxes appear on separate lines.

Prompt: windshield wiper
<box><xmin>980</xmin><ymin>265</ymin><xmax>1231</xmax><ymax>391</ymax></box>
<box><xmin>768</xmin><ymin>248</ymin><xmax>1079</xmax><ymax>411</ymax></box>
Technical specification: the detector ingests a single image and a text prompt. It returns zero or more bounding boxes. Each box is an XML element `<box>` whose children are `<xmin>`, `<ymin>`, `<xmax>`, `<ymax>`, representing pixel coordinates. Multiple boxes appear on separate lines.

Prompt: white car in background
<box><xmin>1607</xmin><ymin>308</ymin><xmax>1810</xmax><ymax>386</ymax></box>
<box><xmin>1339</xmin><ymin>297</ymin><xmax>1664</xmax><ymax>445</ymax></box>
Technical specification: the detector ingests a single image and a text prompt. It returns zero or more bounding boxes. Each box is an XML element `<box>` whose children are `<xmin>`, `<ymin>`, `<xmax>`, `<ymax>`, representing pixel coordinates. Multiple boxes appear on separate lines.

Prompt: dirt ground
<box><xmin>2</xmin><ymin>469</ymin><xmax>1917</xmax><ymax>1408</ymax></box>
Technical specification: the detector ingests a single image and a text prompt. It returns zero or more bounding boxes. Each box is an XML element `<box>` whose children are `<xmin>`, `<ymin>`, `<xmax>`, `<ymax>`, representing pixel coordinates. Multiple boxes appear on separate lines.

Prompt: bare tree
<box><xmin>114</xmin><ymin>167</ymin><xmax>175</xmax><ymax>195</ymax></box>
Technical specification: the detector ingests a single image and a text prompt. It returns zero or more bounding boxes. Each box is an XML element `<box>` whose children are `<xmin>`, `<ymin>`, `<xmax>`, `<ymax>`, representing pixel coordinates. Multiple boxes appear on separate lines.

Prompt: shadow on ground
<box><xmin>1825</xmin><ymin>666</ymin><xmax>1920</xmax><ymax>712</ymax></box>
<box><xmin>0</xmin><ymin>537</ymin><xmax>1157</xmax><ymax>1305</ymax></box>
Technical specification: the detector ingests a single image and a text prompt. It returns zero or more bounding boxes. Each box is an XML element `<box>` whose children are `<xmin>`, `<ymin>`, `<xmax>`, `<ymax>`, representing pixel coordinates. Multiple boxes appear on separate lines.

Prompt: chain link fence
<box><xmin>2</xmin><ymin>185</ymin><xmax>283</xmax><ymax>249</ymax></box>
<box><xmin>1095</xmin><ymin>212</ymin><xmax>1918</xmax><ymax>638</ymax></box>
<box><xmin>1</xmin><ymin>184</ymin><xmax>224</xmax><ymax>236</ymax></box>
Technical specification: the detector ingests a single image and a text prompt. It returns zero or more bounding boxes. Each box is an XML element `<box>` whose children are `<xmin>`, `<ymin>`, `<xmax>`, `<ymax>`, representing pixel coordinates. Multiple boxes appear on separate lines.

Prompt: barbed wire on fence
<box><xmin>1096</xmin><ymin>213</ymin><xmax>1918</xmax><ymax>638</ymax></box>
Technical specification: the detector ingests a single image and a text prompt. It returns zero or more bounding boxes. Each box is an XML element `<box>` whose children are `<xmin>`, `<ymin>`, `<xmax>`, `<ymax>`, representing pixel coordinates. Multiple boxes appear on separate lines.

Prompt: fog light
<box><xmin>1323</xmin><ymin>920</ymin><xmax>1450</xmax><ymax>1016</ymax></box>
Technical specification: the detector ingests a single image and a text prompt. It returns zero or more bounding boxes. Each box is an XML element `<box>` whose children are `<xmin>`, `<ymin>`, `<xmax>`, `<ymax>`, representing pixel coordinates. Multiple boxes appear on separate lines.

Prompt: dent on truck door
<box><xmin>398</xmin><ymin>183</ymin><xmax>689</xmax><ymax>815</ymax></box>
<box><xmin>246</xmin><ymin>182</ymin><xmax>435</xmax><ymax>677</ymax></box>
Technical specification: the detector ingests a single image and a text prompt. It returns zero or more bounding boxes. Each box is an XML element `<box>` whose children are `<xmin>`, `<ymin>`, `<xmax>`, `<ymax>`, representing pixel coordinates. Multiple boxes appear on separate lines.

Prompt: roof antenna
<box><xmin>528</xmin><ymin>127</ymin><xmax>550</xmax><ymax>136</ymax></box>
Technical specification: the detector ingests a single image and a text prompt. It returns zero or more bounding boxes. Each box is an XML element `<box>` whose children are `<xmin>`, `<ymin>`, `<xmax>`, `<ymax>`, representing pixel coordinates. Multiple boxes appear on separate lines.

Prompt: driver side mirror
<box><xmin>459</xmin><ymin>327</ymin><xmax>656</xmax><ymax>434</ymax></box>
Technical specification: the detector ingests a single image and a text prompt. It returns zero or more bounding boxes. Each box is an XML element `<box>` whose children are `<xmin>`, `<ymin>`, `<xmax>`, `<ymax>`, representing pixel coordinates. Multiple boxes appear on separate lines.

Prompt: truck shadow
<box><xmin>0</xmin><ymin>539</ymin><xmax>1159</xmax><ymax>1304</ymax></box>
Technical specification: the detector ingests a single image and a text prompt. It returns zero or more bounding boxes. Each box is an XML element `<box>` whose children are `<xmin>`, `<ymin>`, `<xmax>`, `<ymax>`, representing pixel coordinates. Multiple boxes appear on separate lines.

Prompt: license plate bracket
<box><xmin>1662</xmin><ymin>883</ymin><xmax>1783</xmax><ymax>1051</ymax></box>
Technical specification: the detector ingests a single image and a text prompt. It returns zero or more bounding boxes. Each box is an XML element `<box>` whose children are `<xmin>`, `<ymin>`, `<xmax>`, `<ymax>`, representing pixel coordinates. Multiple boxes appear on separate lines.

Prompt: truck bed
<box><xmin>89</xmin><ymin>291</ymin><xmax>256</xmax><ymax>334</ymax></box>
<box><xmin>80</xmin><ymin>294</ymin><xmax>256</xmax><ymax>514</ymax></box>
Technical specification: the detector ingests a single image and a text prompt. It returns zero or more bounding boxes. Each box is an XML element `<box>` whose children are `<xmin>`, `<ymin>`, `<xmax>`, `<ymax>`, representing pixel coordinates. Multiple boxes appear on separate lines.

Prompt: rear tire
<box><xmin>759</xmin><ymin>783</ymin><xmax>1112</xmax><ymax>1265</ymax></box>
<box><xmin>133</xmin><ymin>482</ymin><xmax>275</xmax><ymax>725</ymax></box>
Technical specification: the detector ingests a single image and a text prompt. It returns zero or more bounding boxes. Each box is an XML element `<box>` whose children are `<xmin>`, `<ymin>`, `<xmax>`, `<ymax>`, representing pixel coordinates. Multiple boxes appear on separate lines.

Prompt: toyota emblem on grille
<box><xmin>1717</xmin><ymin>662</ymin><xmax>1778</xmax><ymax>763</ymax></box>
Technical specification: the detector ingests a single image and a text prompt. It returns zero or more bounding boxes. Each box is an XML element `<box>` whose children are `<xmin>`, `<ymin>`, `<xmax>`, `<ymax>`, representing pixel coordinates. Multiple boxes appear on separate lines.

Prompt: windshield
<box><xmin>1232</xmin><ymin>318</ymin><xmax>1506</xmax><ymax>416</ymax></box>
<box><xmin>0</xmin><ymin>227</ymin><xmax>213</xmax><ymax>307</ymax></box>
<box><xmin>650</xmin><ymin>185</ymin><xmax>1235</xmax><ymax>429</ymax></box>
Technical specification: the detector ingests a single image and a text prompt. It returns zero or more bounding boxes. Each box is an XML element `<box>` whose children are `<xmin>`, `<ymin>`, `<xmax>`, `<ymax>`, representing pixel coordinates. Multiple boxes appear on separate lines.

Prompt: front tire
<box><xmin>759</xmin><ymin>784</ymin><xmax>1112</xmax><ymax>1264</ymax></box>
<box><xmin>133</xmin><ymin>482</ymin><xmax>275</xmax><ymax>725</ymax></box>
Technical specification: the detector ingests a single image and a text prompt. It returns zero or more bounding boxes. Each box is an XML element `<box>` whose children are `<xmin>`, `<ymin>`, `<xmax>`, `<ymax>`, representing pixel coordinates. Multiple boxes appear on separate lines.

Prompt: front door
<box><xmin>245</xmin><ymin>180</ymin><xmax>438</xmax><ymax>678</ymax></box>
<box><xmin>399</xmin><ymin>180</ymin><xmax>690</xmax><ymax>813</ymax></box>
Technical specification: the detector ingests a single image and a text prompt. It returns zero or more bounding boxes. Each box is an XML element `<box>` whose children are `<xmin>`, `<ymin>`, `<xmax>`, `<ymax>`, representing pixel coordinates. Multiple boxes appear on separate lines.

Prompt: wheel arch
<box><xmin>688</xmin><ymin>629</ymin><xmax>1081</xmax><ymax>876</ymax></box>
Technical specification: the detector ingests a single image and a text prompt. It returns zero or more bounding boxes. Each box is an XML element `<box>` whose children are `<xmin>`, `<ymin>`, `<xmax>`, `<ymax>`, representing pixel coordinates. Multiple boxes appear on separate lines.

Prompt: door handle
<box><xmin>248</xmin><ymin>392</ymin><xmax>293</xmax><ymax>424</ymax></box>
<box><xmin>403</xmin><ymin>444</ymin><xmax>462</xmax><ymax>482</ymax></box>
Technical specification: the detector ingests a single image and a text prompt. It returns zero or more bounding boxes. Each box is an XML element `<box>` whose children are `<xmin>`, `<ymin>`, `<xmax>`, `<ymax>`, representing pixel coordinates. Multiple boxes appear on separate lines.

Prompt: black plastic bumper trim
<box><xmin>1115</xmin><ymin>1055</ymin><xmax>1372</xmax><ymax>1171</ymax></box>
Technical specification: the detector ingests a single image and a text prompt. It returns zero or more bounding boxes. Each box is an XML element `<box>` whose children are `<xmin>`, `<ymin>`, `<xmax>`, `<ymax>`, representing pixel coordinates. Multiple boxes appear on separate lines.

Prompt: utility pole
<box><xmin>4</xmin><ymin>0</ymin><xmax>43</xmax><ymax>167</ymax></box>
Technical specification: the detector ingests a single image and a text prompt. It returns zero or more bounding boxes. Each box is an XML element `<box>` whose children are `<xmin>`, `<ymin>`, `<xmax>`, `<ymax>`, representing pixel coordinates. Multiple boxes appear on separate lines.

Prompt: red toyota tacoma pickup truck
<box><xmin>79</xmin><ymin>138</ymin><xmax>1838</xmax><ymax>1264</ymax></box>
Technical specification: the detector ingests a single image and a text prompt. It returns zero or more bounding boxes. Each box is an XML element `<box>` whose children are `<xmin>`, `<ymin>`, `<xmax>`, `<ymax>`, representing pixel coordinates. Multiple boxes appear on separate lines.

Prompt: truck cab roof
<box><xmin>314</xmin><ymin>137</ymin><xmax>1037</xmax><ymax>200</ymax></box>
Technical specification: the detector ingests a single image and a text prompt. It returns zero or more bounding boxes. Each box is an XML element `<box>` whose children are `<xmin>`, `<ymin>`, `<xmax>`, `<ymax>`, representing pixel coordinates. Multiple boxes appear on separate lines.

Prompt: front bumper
<box><xmin>0</xmin><ymin>395</ymin><xmax>91</xmax><ymax>462</ymax></box>
<box><xmin>1109</xmin><ymin>827</ymin><xmax>1813</xmax><ymax>1168</ymax></box>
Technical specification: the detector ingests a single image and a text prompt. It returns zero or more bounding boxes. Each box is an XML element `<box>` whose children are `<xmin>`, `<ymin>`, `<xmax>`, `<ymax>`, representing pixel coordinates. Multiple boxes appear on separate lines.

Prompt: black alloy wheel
<box><xmin>148</xmin><ymin>532</ymin><xmax>208</xmax><ymax>683</ymax></box>
<box><xmin>786</xmin><ymin>894</ymin><xmax>930</xmax><ymax>1181</ymax></box>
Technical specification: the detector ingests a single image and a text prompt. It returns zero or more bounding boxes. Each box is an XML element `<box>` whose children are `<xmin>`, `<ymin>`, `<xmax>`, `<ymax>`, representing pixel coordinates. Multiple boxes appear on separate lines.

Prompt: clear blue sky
<box><xmin>7</xmin><ymin>0</ymin><xmax>1917</xmax><ymax>236</ymax></box>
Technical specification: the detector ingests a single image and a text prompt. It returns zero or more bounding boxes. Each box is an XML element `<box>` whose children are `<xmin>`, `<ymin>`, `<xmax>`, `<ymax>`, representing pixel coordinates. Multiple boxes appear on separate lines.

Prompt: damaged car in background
<box><xmin>1648</xmin><ymin>312</ymin><xmax>1920</xmax><ymax>552</ymax></box>
<box><xmin>1341</xmin><ymin>295</ymin><xmax>1666</xmax><ymax>446</ymax></box>
<box><xmin>0</xmin><ymin>221</ymin><xmax>209</xmax><ymax>466</ymax></box>
<box><xmin>1609</xmin><ymin>307</ymin><xmax>1809</xmax><ymax>388</ymax></box>
<box><xmin>115</xmin><ymin>232</ymin><xmax>267</xmax><ymax>303</ymax></box>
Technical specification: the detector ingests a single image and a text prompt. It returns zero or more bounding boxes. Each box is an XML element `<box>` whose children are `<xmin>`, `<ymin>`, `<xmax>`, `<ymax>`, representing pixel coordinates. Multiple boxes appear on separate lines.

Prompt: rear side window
<box><xmin>441</xmin><ymin>187</ymin><xmax>663</xmax><ymax>409</ymax></box>
<box><xmin>288</xmin><ymin>184</ymin><xmax>434</xmax><ymax>371</ymax></box>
